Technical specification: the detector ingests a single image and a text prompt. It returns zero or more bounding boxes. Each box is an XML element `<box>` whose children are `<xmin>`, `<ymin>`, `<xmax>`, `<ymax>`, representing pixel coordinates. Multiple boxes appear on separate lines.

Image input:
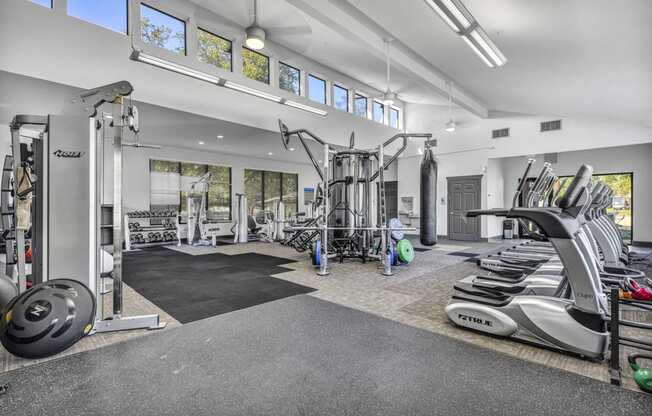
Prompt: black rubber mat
<box><xmin>1</xmin><ymin>295</ymin><xmax>649</xmax><ymax>416</ymax></box>
<box><xmin>449</xmin><ymin>251</ymin><xmax>480</xmax><ymax>257</ymax></box>
<box><xmin>122</xmin><ymin>247</ymin><xmax>314</xmax><ymax>323</ymax></box>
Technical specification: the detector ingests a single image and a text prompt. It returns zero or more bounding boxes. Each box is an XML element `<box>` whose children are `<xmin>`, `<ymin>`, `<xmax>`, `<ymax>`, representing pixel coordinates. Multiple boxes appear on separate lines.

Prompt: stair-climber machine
<box><xmin>277</xmin><ymin>120</ymin><xmax>433</xmax><ymax>276</ymax></box>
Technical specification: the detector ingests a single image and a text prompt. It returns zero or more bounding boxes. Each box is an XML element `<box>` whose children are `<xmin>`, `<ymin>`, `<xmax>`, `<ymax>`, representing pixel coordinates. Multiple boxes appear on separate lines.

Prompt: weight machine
<box><xmin>0</xmin><ymin>81</ymin><xmax>165</xmax><ymax>359</ymax></box>
<box><xmin>277</xmin><ymin>119</ymin><xmax>431</xmax><ymax>276</ymax></box>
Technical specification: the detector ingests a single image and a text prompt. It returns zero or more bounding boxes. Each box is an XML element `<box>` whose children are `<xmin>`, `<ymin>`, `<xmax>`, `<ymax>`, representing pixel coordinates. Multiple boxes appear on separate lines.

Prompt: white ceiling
<box><xmin>351</xmin><ymin>0</ymin><xmax>652</xmax><ymax>126</ymax></box>
<box><xmin>189</xmin><ymin>0</ymin><xmax>652</xmax><ymax>127</ymax></box>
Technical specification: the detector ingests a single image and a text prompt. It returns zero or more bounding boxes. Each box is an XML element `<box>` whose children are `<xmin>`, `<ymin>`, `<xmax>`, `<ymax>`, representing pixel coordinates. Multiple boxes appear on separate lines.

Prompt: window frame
<box><xmin>66</xmin><ymin>0</ymin><xmax>129</xmax><ymax>35</ymax></box>
<box><xmin>241</xmin><ymin>46</ymin><xmax>271</xmax><ymax>84</ymax></box>
<box><xmin>30</xmin><ymin>0</ymin><xmax>53</xmax><ymax>9</ymax></box>
<box><xmin>149</xmin><ymin>158</ymin><xmax>232</xmax><ymax>223</ymax></box>
<box><xmin>372</xmin><ymin>100</ymin><xmax>385</xmax><ymax>124</ymax></box>
<box><xmin>389</xmin><ymin>107</ymin><xmax>401</xmax><ymax>129</ymax></box>
<box><xmin>353</xmin><ymin>93</ymin><xmax>369</xmax><ymax>118</ymax></box>
<box><xmin>196</xmin><ymin>26</ymin><xmax>233</xmax><ymax>71</ymax></box>
<box><xmin>140</xmin><ymin>2</ymin><xmax>188</xmax><ymax>56</ymax></box>
<box><xmin>332</xmin><ymin>83</ymin><xmax>350</xmax><ymax>112</ymax></box>
<box><xmin>278</xmin><ymin>61</ymin><xmax>302</xmax><ymax>96</ymax></box>
<box><xmin>244</xmin><ymin>168</ymin><xmax>299</xmax><ymax>217</ymax></box>
<box><xmin>307</xmin><ymin>73</ymin><xmax>327</xmax><ymax>105</ymax></box>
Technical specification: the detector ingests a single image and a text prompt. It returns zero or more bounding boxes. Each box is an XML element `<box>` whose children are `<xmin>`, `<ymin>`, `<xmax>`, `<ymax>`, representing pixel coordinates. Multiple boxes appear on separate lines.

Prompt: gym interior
<box><xmin>1</xmin><ymin>1</ymin><xmax>651</xmax><ymax>414</ymax></box>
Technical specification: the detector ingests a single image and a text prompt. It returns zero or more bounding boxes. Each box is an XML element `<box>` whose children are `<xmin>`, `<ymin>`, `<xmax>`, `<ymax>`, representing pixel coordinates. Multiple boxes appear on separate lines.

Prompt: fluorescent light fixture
<box><xmin>217</xmin><ymin>135</ymin><xmax>224</xmax><ymax>139</ymax></box>
<box><xmin>424</xmin><ymin>0</ymin><xmax>507</xmax><ymax>68</ymax></box>
<box><xmin>424</xmin><ymin>0</ymin><xmax>472</xmax><ymax>32</ymax></box>
<box><xmin>223</xmin><ymin>80</ymin><xmax>281</xmax><ymax>102</ymax></box>
<box><xmin>289</xmin><ymin>147</ymin><xmax>295</xmax><ymax>151</ymax></box>
<box><xmin>284</xmin><ymin>100</ymin><xmax>328</xmax><ymax>116</ymax></box>
<box><xmin>131</xmin><ymin>50</ymin><xmax>327</xmax><ymax>117</ymax></box>
<box><xmin>461</xmin><ymin>36</ymin><xmax>494</xmax><ymax>68</ymax></box>
<box><xmin>445</xmin><ymin>119</ymin><xmax>456</xmax><ymax>132</ymax></box>
<box><xmin>267</xmin><ymin>152</ymin><xmax>274</xmax><ymax>156</ymax></box>
<box><xmin>469</xmin><ymin>28</ymin><xmax>507</xmax><ymax>66</ymax></box>
<box><xmin>131</xmin><ymin>50</ymin><xmax>220</xmax><ymax>84</ymax></box>
<box><xmin>198</xmin><ymin>141</ymin><xmax>205</xmax><ymax>145</ymax></box>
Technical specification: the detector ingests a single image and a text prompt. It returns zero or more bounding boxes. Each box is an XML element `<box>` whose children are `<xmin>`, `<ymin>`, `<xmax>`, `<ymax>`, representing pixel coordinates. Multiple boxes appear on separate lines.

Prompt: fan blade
<box><xmin>266</xmin><ymin>25</ymin><xmax>312</xmax><ymax>37</ymax></box>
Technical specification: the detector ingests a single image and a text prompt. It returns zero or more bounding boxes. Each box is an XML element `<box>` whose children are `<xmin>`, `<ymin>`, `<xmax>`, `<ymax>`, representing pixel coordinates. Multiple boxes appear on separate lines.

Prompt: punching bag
<box><xmin>420</xmin><ymin>147</ymin><xmax>437</xmax><ymax>246</ymax></box>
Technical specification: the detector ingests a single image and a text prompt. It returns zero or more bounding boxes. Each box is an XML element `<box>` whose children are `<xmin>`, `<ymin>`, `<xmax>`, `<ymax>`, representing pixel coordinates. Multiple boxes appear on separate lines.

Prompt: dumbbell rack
<box><xmin>124</xmin><ymin>211</ymin><xmax>180</xmax><ymax>251</ymax></box>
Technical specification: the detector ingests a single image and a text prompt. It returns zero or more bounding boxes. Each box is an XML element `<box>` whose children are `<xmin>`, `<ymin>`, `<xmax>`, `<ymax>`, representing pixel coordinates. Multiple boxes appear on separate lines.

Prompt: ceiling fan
<box><xmin>375</xmin><ymin>38</ymin><xmax>398</xmax><ymax>106</ymax></box>
<box><xmin>245</xmin><ymin>0</ymin><xmax>312</xmax><ymax>51</ymax></box>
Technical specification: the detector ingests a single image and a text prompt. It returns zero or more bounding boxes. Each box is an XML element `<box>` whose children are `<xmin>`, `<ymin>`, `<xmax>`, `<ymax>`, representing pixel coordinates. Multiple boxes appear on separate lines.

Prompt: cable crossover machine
<box><xmin>277</xmin><ymin>119</ymin><xmax>432</xmax><ymax>276</ymax></box>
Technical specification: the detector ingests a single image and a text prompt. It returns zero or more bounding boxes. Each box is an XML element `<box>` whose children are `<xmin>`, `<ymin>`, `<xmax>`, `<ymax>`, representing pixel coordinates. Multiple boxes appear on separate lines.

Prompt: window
<box><xmin>354</xmin><ymin>94</ymin><xmax>367</xmax><ymax>118</ymax></box>
<box><xmin>67</xmin><ymin>0</ymin><xmax>128</xmax><ymax>34</ymax></box>
<box><xmin>197</xmin><ymin>28</ymin><xmax>232</xmax><ymax>71</ymax></box>
<box><xmin>558</xmin><ymin>172</ymin><xmax>633</xmax><ymax>244</ymax></box>
<box><xmin>373</xmin><ymin>101</ymin><xmax>385</xmax><ymax>123</ymax></box>
<box><xmin>207</xmin><ymin>165</ymin><xmax>232</xmax><ymax>220</ymax></box>
<box><xmin>279</xmin><ymin>62</ymin><xmax>301</xmax><ymax>95</ymax></box>
<box><xmin>245</xmin><ymin>169</ymin><xmax>299</xmax><ymax>219</ymax></box>
<box><xmin>150</xmin><ymin>160</ymin><xmax>231</xmax><ymax>222</ymax></box>
<box><xmin>30</xmin><ymin>0</ymin><xmax>52</xmax><ymax>7</ymax></box>
<box><xmin>282</xmin><ymin>173</ymin><xmax>298</xmax><ymax>218</ymax></box>
<box><xmin>389</xmin><ymin>107</ymin><xmax>400</xmax><ymax>129</ymax></box>
<box><xmin>242</xmin><ymin>47</ymin><xmax>270</xmax><ymax>84</ymax></box>
<box><xmin>140</xmin><ymin>3</ymin><xmax>186</xmax><ymax>55</ymax></box>
<box><xmin>333</xmin><ymin>84</ymin><xmax>349</xmax><ymax>112</ymax></box>
<box><xmin>308</xmin><ymin>75</ymin><xmax>326</xmax><ymax>104</ymax></box>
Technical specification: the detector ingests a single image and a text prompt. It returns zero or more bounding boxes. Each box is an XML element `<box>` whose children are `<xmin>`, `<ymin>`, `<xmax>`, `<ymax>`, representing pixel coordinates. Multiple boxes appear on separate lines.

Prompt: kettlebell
<box><xmin>628</xmin><ymin>353</ymin><xmax>652</xmax><ymax>393</ymax></box>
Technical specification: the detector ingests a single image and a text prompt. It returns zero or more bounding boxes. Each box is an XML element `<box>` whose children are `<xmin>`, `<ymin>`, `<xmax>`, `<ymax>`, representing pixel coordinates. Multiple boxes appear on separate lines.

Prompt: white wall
<box><xmin>500</xmin><ymin>143</ymin><xmax>652</xmax><ymax>243</ymax></box>
<box><xmin>400</xmin><ymin>103</ymin><xmax>652</xmax><ymax>239</ymax></box>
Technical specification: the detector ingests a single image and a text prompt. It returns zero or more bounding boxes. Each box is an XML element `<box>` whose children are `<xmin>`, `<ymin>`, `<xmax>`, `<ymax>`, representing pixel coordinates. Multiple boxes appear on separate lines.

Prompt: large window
<box><xmin>333</xmin><ymin>84</ymin><xmax>349</xmax><ymax>112</ymax></box>
<box><xmin>279</xmin><ymin>62</ymin><xmax>301</xmax><ymax>95</ymax></box>
<box><xmin>30</xmin><ymin>0</ymin><xmax>52</xmax><ymax>8</ymax></box>
<box><xmin>197</xmin><ymin>28</ymin><xmax>232</xmax><ymax>71</ymax></box>
<box><xmin>244</xmin><ymin>169</ymin><xmax>298</xmax><ymax>219</ymax></box>
<box><xmin>150</xmin><ymin>160</ymin><xmax>231</xmax><ymax>222</ymax></box>
<box><xmin>354</xmin><ymin>94</ymin><xmax>367</xmax><ymax>118</ymax></box>
<box><xmin>68</xmin><ymin>0</ymin><xmax>127</xmax><ymax>34</ymax></box>
<box><xmin>242</xmin><ymin>47</ymin><xmax>270</xmax><ymax>84</ymax></box>
<box><xmin>140</xmin><ymin>3</ymin><xmax>186</xmax><ymax>55</ymax></box>
<box><xmin>389</xmin><ymin>107</ymin><xmax>400</xmax><ymax>129</ymax></box>
<box><xmin>373</xmin><ymin>101</ymin><xmax>385</xmax><ymax>123</ymax></box>
<box><xmin>308</xmin><ymin>74</ymin><xmax>327</xmax><ymax>104</ymax></box>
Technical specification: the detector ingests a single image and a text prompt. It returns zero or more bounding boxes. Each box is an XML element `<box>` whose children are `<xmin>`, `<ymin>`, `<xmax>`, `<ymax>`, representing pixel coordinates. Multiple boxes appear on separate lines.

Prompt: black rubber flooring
<box><xmin>1</xmin><ymin>295</ymin><xmax>649</xmax><ymax>415</ymax></box>
<box><xmin>122</xmin><ymin>247</ymin><xmax>314</xmax><ymax>323</ymax></box>
<box><xmin>449</xmin><ymin>251</ymin><xmax>480</xmax><ymax>257</ymax></box>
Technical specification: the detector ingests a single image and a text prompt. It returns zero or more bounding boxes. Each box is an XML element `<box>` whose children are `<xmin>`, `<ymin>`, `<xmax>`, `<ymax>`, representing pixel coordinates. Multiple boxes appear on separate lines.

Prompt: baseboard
<box><xmin>632</xmin><ymin>240</ymin><xmax>652</xmax><ymax>247</ymax></box>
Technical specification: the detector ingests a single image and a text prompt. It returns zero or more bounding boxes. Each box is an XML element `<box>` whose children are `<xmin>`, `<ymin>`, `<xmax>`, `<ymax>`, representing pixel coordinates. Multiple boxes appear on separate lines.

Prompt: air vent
<box><xmin>492</xmin><ymin>128</ymin><xmax>509</xmax><ymax>139</ymax></box>
<box><xmin>544</xmin><ymin>153</ymin><xmax>558</xmax><ymax>164</ymax></box>
<box><xmin>540</xmin><ymin>119</ymin><xmax>562</xmax><ymax>132</ymax></box>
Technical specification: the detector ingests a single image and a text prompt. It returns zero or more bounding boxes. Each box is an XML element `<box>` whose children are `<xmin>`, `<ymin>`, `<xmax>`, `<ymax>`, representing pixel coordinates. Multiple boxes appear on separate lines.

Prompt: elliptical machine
<box><xmin>446</xmin><ymin>165</ymin><xmax>610</xmax><ymax>359</ymax></box>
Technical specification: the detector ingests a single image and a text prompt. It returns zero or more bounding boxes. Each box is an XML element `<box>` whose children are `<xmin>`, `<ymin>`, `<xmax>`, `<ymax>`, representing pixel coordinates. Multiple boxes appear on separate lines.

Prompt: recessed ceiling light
<box><xmin>289</xmin><ymin>147</ymin><xmax>295</xmax><ymax>151</ymax></box>
<box><xmin>198</xmin><ymin>141</ymin><xmax>205</xmax><ymax>145</ymax></box>
<box><xmin>217</xmin><ymin>135</ymin><xmax>224</xmax><ymax>139</ymax></box>
<box><xmin>268</xmin><ymin>152</ymin><xmax>274</xmax><ymax>156</ymax></box>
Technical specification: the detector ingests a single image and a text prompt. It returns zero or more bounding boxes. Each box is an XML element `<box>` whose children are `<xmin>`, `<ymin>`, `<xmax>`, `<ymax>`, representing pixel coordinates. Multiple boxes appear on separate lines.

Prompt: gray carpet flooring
<box><xmin>1</xmin><ymin>295</ymin><xmax>650</xmax><ymax>416</ymax></box>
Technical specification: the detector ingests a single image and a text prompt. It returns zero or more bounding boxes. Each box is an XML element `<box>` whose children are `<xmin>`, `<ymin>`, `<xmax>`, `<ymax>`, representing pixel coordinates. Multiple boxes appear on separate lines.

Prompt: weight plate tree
<box><xmin>0</xmin><ymin>279</ymin><xmax>96</xmax><ymax>359</ymax></box>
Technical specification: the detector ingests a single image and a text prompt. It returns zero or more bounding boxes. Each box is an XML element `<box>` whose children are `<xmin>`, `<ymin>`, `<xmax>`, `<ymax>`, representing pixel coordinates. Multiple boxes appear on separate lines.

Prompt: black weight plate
<box><xmin>0</xmin><ymin>279</ymin><xmax>96</xmax><ymax>359</ymax></box>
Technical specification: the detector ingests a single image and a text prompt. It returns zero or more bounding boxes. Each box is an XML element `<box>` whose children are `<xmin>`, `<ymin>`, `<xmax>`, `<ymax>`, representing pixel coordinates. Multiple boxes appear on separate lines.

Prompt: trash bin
<box><xmin>503</xmin><ymin>220</ymin><xmax>514</xmax><ymax>239</ymax></box>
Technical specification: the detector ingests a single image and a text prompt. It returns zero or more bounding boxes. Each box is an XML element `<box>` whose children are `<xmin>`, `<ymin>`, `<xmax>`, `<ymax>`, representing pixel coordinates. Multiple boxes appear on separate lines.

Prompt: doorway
<box><xmin>447</xmin><ymin>175</ymin><xmax>482</xmax><ymax>241</ymax></box>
